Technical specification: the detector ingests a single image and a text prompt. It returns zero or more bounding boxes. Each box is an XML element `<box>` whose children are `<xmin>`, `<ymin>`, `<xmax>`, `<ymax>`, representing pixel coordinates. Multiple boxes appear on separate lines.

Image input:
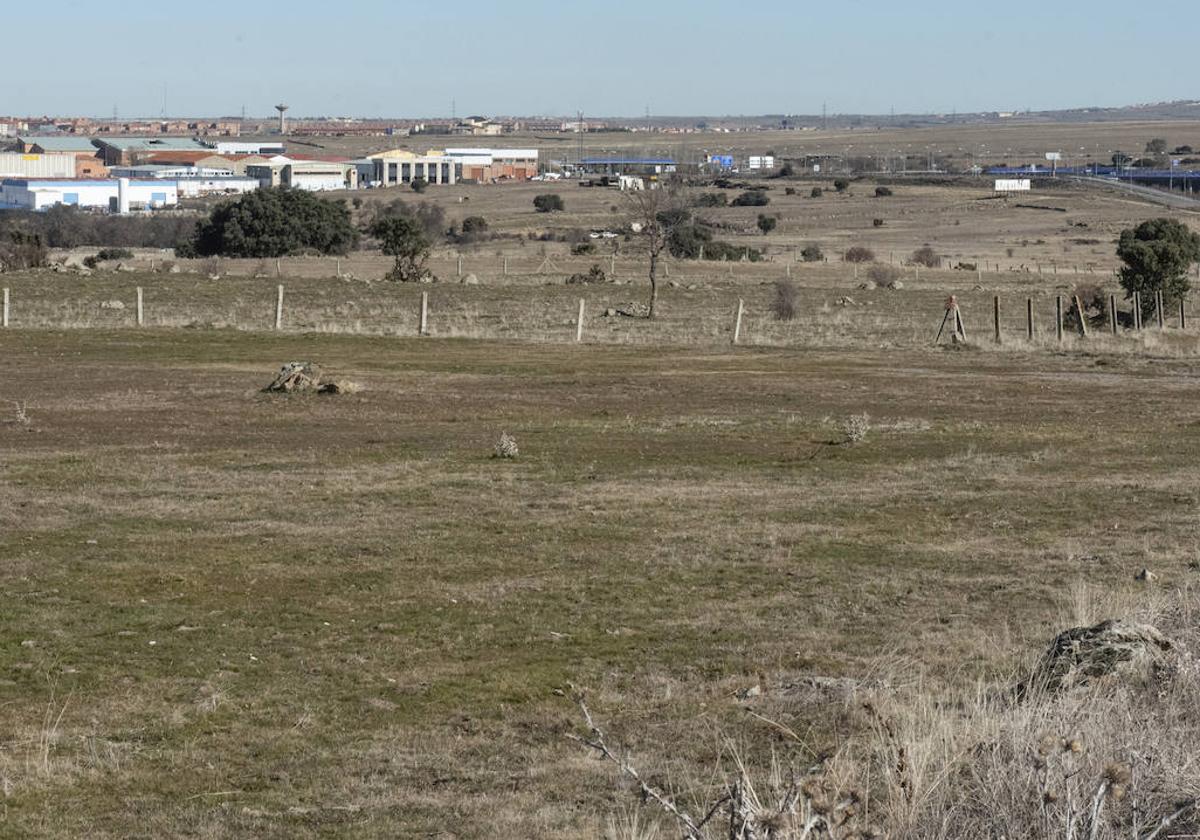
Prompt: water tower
<box><xmin>275</xmin><ymin>103</ymin><xmax>289</xmax><ymax>135</ymax></box>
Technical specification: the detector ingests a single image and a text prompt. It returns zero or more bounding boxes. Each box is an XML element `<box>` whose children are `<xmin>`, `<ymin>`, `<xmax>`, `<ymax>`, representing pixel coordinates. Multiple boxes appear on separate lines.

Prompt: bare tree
<box><xmin>624</xmin><ymin>180</ymin><xmax>689</xmax><ymax>319</ymax></box>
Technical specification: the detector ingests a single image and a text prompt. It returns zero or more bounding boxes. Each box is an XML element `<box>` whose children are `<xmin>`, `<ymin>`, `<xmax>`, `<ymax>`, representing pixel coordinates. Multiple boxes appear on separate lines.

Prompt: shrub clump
<box><xmin>533</xmin><ymin>194</ymin><xmax>565</xmax><ymax>213</ymax></box>
<box><xmin>731</xmin><ymin>191</ymin><xmax>770</xmax><ymax>207</ymax></box>
<box><xmin>771</xmin><ymin>280</ymin><xmax>799</xmax><ymax>321</ymax></box>
<box><xmin>566</xmin><ymin>264</ymin><xmax>606</xmax><ymax>284</ymax></box>
<box><xmin>800</xmin><ymin>244</ymin><xmax>824</xmax><ymax>262</ymax></box>
<box><xmin>841</xmin><ymin>413</ymin><xmax>870</xmax><ymax>444</ymax></box>
<box><xmin>867</xmin><ymin>264</ymin><xmax>902</xmax><ymax>287</ymax></box>
<box><xmin>493</xmin><ymin>432</ymin><xmax>519</xmax><ymax>459</ymax></box>
<box><xmin>910</xmin><ymin>245</ymin><xmax>941</xmax><ymax>268</ymax></box>
<box><xmin>844</xmin><ymin>246</ymin><xmax>875</xmax><ymax>263</ymax></box>
<box><xmin>185</xmin><ymin>188</ymin><xmax>358</xmax><ymax>258</ymax></box>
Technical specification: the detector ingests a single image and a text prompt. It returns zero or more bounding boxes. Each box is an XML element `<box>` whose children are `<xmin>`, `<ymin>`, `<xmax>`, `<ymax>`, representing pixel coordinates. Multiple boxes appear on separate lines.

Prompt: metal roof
<box><xmin>21</xmin><ymin>136</ymin><xmax>99</xmax><ymax>152</ymax></box>
<box><xmin>95</xmin><ymin>137</ymin><xmax>215</xmax><ymax>152</ymax></box>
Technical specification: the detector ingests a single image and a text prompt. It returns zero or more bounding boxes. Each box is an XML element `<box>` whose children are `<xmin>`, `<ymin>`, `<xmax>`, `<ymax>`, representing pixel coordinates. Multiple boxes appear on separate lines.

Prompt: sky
<box><xmin>5</xmin><ymin>0</ymin><xmax>1199</xmax><ymax>119</ymax></box>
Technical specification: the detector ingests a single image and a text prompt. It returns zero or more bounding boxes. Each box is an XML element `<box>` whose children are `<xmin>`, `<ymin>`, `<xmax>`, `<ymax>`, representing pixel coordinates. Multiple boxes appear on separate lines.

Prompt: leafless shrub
<box><xmin>867</xmin><ymin>264</ymin><xmax>901</xmax><ymax>287</ymax></box>
<box><xmin>771</xmin><ymin>280</ymin><xmax>799</xmax><ymax>321</ymax></box>
<box><xmin>199</xmin><ymin>256</ymin><xmax>221</xmax><ymax>277</ymax></box>
<box><xmin>10</xmin><ymin>400</ymin><xmax>30</xmax><ymax>427</ymax></box>
<box><xmin>843</xmin><ymin>246</ymin><xmax>875</xmax><ymax>264</ymax></box>
<box><xmin>910</xmin><ymin>245</ymin><xmax>941</xmax><ymax>268</ymax></box>
<box><xmin>840</xmin><ymin>413</ymin><xmax>870</xmax><ymax>444</ymax></box>
<box><xmin>493</xmin><ymin>432</ymin><xmax>519</xmax><ymax>459</ymax></box>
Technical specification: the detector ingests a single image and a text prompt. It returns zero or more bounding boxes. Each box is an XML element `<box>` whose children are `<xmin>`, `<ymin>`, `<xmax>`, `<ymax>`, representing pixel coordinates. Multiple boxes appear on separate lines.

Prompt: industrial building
<box><xmin>174</xmin><ymin>176</ymin><xmax>261</xmax><ymax>197</ymax></box>
<box><xmin>93</xmin><ymin>137</ymin><xmax>217</xmax><ymax>166</ymax></box>
<box><xmin>443</xmin><ymin>148</ymin><xmax>538</xmax><ymax>181</ymax></box>
<box><xmin>110</xmin><ymin>164</ymin><xmax>236</xmax><ymax>179</ymax></box>
<box><xmin>368</xmin><ymin>150</ymin><xmax>456</xmax><ymax>186</ymax></box>
<box><xmin>363</xmin><ymin>148</ymin><xmax>538</xmax><ymax>186</ymax></box>
<box><xmin>246</xmin><ymin>157</ymin><xmax>357</xmax><ymax>191</ymax></box>
<box><xmin>18</xmin><ymin>136</ymin><xmax>98</xmax><ymax>154</ymax></box>
<box><xmin>0</xmin><ymin>178</ymin><xmax>178</xmax><ymax>211</ymax></box>
<box><xmin>0</xmin><ymin>150</ymin><xmax>107</xmax><ymax>179</ymax></box>
<box><xmin>214</xmin><ymin>141</ymin><xmax>285</xmax><ymax>156</ymax></box>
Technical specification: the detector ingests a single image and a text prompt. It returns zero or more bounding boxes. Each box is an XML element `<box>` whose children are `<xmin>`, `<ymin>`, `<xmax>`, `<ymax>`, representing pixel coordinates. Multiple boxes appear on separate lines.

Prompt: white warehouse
<box><xmin>0</xmin><ymin>178</ymin><xmax>178</xmax><ymax>211</ymax></box>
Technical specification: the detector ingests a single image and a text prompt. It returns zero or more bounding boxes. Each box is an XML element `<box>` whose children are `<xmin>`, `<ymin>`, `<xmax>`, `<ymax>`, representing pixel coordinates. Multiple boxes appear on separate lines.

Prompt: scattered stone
<box><xmin>263</xmin><ymin>362</ymin><xmax>322</xmax><ymax>393</ymax></box>
<box><xmin>858</xmin><ymin>280</ymin><xmax>877</xmax><ymax>290</ymax></box>
<box><xmin>1135</xmin><ymin>568</ymin><xmax>1157</xmax><ymax>583</ymax></box>
<box><xmin>888</xmin><ymin>280</ymin><xmax>904</xmax><ymax>290</ymax></box>
<box><xmin>207</xmin><ymin>273</ymin><xmax>221</xmax><ymax>281</ymax></box>
<box><xmin>168</xmin><ymin>264</ymin><xmax>182</xmax><ymax>274</ymax></box>
<box><xmin>603</xmin><ymin>308</ymin><xmax>616</xmax><ymax>317</ymax></box>
<box><xmin>1023</xmin><ymin>619</ymin><xmax>1174</xmax><ymax>695</ymax></box>
<box><xmin>317</xmin><ymin>380</ymin><xmax>361</xmax><ymax>395</ymax></box>
<box><xmin>668</xmin><ymin>280</ymin><xmax>679</xmax><ymax>288</ymax></box>
<box><xmin>117</xmin><ymin>263</ymin><xmax>136</xmax><ymax>273</ymax></box>
<box><xmin>836</xmin><ymin>296</ymin><xmax>857</xmax><ymax>307</ymax></box>
<box><xmin>615</xmin><ymin>302</ymin><xmax>651</xmax><ymax>318</ymax></box>
<box><xmin>461</xmin><ymin>273</ymin><xmax>479</xmax><ymax>285</ymax></box>
<box><xmin>736</xmin><ymin>684</ymin><xmax>762</xmax><ymax>700</ymax></box>
<box><xmin>20</xmin><ymin>640</ymin><xmax>36</xmax><ymax>648</ymax></box>
<box><xmin>973</xmin><ymin>284</ymin><xmax>985</xmax><ymax>291</ymax></box>
<box><xmin>100</xmin><ymin>300</ymin><xmax>126</xmax><ymax>310</ymax></box>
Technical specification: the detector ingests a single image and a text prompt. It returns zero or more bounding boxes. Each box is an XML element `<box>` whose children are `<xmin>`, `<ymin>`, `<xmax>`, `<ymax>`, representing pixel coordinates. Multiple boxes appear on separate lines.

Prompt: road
<box><xmin>1069</xmin><ymin>175</ymin><xmax>1200</xmax><ymax>212</ymax></box>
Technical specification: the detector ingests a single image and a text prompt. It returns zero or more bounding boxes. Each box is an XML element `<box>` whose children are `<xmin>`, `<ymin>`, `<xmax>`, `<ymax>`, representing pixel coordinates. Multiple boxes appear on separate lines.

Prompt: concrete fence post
<box><xmin>1026</xmin><ymin>297</ymin><xmax>1034</xmax><ymax>340</ymax></box>
<box><xmin>136</xmin><ymin>287</ymin><xmax>144</xmax><ymax>327</ymax></box>
<box><xmin>1055</xmin><ymin>296</ymin><xmax>1063</xmax><ymax>342</ymax></box>
<box><xmin>1109</xmin><ymin>294</ymin><xmax>1118</xmax><ymax>334</ymax></box>
<box><xmin>2</xmin><ymin>288</ymin><xmax>8</xmax><ymax>328</ymax></box>
<box><xmin>732</xmin><ymin>298</ymin><xmax>744</xmax><ymax>345</ymax></box>
<box><xmin>993</xmin><ymin>295</ymin><xmax>1001</xmax><ymax>344</ymax></box>
<box><xmin>575</xmin><ymin>298</ymin><xmax>585</xmax><ymax>342</ymax></box>
<box><xmin>457</xmin><ymin>255</ymin><xmax>463</xmax><ymax>277</ymax></box>
<box><xmin>1156</xmin><ymin>291</ymin><xmax>1165</xmax><ymax>329</ymax></box>
<box><xmin>1181</xmin><ymin>298</ymin><xmax>1188</xmax><ymax>330</ymax></box>
<box><xmin>275</xmin><ymin>285</ymin><xmax>284</xmax><ymax>331</ymax></box>
<box><xmin>419</xmin><ymin>291</ymin><xmax>429</xmax><ymax>336</ymax></box>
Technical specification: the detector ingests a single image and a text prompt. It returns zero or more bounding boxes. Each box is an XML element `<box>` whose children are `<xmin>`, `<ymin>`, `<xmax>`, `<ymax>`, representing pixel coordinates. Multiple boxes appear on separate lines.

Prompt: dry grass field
<box><xmin>3</xmin><ymin>126</ymin><xmax>1200</xmax><ymax>836</ymax></box>
<box><xmin>3</xmin><ymin>330</ymin><xmax>1200</xmax><ymax>837</ymax></box>
<box><xmin>294</xmin><ymin>121</ymin><xmax>1200</xmax><ymax>170</ymax></box>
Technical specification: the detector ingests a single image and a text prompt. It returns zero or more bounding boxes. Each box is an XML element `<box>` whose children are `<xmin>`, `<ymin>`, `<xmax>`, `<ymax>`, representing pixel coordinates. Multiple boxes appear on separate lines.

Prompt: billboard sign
<box><xmin>994</xmin><ymin>179</ymin><xmax>1031</xmax><ymax>192</ymax></box>
<box><xmin>1044</xmin><ymin>152</ymin><xmax>1062</xmax><ymax>161</ymax></box>
<box><xmin>707</xmin><ymin>154</ymin><xmax>734</xmax><ymax>169</ymax></box>
<box><xmin>748</xmin><ymin>155</ymin><xmax>775</xmax><ymax>170</ymax></box>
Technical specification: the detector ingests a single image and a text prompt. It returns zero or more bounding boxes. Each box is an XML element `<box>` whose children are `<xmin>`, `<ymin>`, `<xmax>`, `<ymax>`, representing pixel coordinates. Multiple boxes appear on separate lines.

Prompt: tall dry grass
<box><xmin>576</xmin><ymin>587</ymin><xmax>1199</xmax><ymax>839</ymax></box>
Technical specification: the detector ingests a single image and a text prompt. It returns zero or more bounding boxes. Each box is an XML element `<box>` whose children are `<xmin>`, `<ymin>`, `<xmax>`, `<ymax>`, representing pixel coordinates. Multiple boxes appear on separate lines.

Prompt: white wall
<box><xmin>0</xmin><ymin>153</ymin><xmax>75</xmax><ymax>178</ymax></box>
<box><xmin>0</xmin><ymin>180</ymin><xmax>178</xmax><ymax>211</ymax></box>
<box><xmin>175</xmin><ymin>178</ymin><xmax>260</xmax><ymax>197</ymax></box>
<box><xmin>289</xmin><ymin>172</ymin><xmax>346</xmax><ymax>191</ymax></box>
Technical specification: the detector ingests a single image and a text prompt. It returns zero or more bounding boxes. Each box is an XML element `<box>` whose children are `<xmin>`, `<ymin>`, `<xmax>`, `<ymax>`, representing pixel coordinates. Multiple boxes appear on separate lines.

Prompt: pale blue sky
<box><xmin>6</xmin><ymin>0</ymin><xmax>1198</xmax><ymax>118</ymax></box>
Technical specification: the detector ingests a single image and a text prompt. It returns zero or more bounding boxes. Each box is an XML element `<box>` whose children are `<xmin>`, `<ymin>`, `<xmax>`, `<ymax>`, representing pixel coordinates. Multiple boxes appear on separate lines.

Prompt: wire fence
<box><xmin>3</xmin><ymin>267</ymin><xmax>1197</xmax><ymax>354</ymax></box>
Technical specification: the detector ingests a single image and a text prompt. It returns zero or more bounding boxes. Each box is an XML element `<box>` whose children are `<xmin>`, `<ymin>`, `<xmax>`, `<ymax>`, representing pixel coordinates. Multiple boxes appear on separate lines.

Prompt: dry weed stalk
<box><xmin>569</xmin><ymin>694</ymin><xmax>871</xmax><ymax>839</ymax></box>
<box><xmin>573</xmin><ymin>589</ymin><xmax>1200</xmax><ymax>840</ymax></box>
<box><xmin>11</xmin><ymin>400</ymin><xmax>30</xmax><ymax>427</ymax></box>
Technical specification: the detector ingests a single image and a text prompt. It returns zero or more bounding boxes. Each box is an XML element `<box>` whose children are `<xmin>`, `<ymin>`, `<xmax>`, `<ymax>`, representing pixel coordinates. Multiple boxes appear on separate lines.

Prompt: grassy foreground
<box><xmin>2</xmin><ymin>330</ymin><xmax>1198</xmax><ymax>837</ymax></box>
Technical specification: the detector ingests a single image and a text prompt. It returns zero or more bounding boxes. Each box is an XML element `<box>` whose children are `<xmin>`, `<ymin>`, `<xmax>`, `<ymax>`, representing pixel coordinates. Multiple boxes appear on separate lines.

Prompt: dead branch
<box><xmin>568</xmin><ymin>694</ymin><xmax>706</xmax><ymax>839</ymax></box>
<box><xmin>1140</xmin><ymin>798</ymin><xmax>1197</xmax><ymax>840</ymax></box>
